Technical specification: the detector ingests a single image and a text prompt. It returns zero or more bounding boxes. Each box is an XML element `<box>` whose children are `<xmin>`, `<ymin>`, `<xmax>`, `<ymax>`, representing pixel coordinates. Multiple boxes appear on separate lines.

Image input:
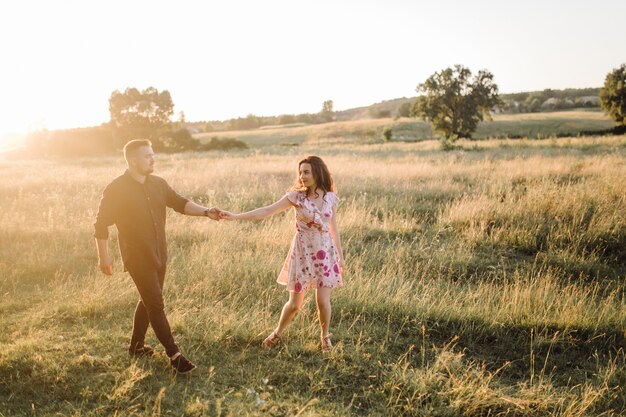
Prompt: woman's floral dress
<box><xmin>277</xmin><ymin>191</ymin><xmax>343</xmax><ymax>292</ymax></box>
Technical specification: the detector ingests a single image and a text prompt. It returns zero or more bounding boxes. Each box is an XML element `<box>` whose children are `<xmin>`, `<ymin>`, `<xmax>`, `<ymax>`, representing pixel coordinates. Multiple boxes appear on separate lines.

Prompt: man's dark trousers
<box><xmin>127</xmin><ymin>263</ymin><xmax>179</xmax><ymax>357</ymax></box>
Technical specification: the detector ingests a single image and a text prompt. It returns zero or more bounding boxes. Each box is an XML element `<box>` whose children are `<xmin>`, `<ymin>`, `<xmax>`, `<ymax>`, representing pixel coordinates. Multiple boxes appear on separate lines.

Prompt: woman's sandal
<box><xmin>321</xmin><ymin>333</ymin><xmax>333</xmax><ymax>353</ymax></box>
<box><xmin>261</xmin><ymin>331</ymin><xmax>281</xmax><ymax>348</ymax></box>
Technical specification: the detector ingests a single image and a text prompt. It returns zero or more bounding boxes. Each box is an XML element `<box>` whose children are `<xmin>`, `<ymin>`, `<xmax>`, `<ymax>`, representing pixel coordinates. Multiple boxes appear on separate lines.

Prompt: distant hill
<box><xmin>332</xmin><ymin>88</ymin><xmax>602</xmax><ymax>121</ymax></box>
<box><xmin>334</xmin><ymin>97</ymin><xmax>414</xmax><ymax>121</ymax></box>
<box><xmin>187</xmin><ymin>88</ymin><xmax>603</xmax><ymax>133</ymax></box>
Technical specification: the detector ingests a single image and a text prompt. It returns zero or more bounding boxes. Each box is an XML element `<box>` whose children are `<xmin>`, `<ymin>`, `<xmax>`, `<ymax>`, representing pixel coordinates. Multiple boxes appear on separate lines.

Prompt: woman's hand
<box><xmin>219</xmin><ymin>210</ymin><xmax>238</xmax><ymax>221</ymax></box>
<box><xmin>339</xmin><ymin>258</ymin><xmax>345</xmax><ymax>275</ymax></box>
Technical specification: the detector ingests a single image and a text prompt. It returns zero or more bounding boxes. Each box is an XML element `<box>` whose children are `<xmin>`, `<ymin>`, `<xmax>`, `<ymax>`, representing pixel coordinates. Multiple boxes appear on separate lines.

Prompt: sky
<box><xmin>1</xmin><ymin>0</ymin><xmax>625</xmax><ymax>138</ymax></box>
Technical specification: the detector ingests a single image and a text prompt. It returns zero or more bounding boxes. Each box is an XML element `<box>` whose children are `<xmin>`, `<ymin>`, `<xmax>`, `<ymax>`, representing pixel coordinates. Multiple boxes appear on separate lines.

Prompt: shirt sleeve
<box><xmin>329</xmin><ymin>192</ymin><xmax>340</xmax><ymax>210</ymax></box>
<box><xmin>93</xmin><ymin>184</ymin><xmax>116</xmax><ymax>239</ymax></box>
<box><xmin>285</xmin><ymin>191</ymin><xmax>302</xmax><ymax>207</ymax></box>
<box><xmin>164</xmin><ymin>180</ymin><xmax>189</xmax><ymax>214</ymax></box>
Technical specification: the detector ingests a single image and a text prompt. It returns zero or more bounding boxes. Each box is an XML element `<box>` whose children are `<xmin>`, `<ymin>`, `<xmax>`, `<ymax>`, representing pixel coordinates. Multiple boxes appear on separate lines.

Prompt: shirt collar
<box><xmin>123</xmin><ymin>169</ymin><xmax>151</xmax><ymax>185</ymax></box>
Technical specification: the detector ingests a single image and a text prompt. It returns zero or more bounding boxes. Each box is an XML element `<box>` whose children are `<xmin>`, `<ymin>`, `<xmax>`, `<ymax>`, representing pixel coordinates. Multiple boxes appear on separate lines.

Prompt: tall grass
<box><xmin>1</xmin><ymin>135</ymin><xmax>625</xmax><ymax>416</ymax></box>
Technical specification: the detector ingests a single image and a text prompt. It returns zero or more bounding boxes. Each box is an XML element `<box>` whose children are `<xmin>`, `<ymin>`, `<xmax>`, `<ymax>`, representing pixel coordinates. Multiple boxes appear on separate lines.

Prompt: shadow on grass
<box><xmin>1</xmin><ymin>282</ymin><xmax>624</xmax><ymax>416</ymax></box>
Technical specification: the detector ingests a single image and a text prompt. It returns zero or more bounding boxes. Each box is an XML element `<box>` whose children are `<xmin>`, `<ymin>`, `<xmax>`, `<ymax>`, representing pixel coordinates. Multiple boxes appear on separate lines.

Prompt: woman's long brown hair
<box><xmin>294</xmin><ymin>155</ymin><xmax>335</xmax><ymax>199</ymax></box>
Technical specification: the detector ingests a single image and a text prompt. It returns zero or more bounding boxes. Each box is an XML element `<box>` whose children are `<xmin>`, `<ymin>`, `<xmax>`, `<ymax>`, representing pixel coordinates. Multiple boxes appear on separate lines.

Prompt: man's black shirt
<box><xmin>94</xmin><ymin>170</ymin><xmax>189</xmax><ymax>269</ymax></box>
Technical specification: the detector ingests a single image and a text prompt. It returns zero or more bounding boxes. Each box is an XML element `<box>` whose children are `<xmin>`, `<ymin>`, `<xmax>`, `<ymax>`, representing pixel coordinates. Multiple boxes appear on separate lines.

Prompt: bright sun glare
<box><xmin>0</xmin><ymin>1</ymin><xmax>625</xmax><ymax>140</ymax></box>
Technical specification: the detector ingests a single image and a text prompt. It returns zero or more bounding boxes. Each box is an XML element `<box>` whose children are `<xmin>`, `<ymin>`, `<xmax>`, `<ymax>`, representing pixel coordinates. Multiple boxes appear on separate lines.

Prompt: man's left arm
<box><xmin>162</xmin><ymin>179</ymin><xmax>221</xmax><ymax>221</ymax></box>
<box><xmin>184</xmin><ymin>200</ymin><xmax>221</xmax><ymax>220</ymax></box>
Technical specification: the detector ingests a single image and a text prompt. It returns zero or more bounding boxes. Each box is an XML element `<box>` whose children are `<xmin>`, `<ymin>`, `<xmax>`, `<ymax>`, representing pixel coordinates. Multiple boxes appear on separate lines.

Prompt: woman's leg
<box><xmin>274</xmin><ymin>291</ymin><xmax>306</xmax><ymax>335</ymax></box>
<box><xmin>315</xmin><ymin>287</ymin><xmax>332</xmax><ymax>338</ymax></box>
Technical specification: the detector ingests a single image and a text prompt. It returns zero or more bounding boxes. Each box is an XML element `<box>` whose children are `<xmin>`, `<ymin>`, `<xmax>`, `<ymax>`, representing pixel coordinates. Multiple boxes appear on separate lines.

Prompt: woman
<box><xmin>220</xmin><ymin>156</ymin><xmax>344</xmax><ymax>352</ymax></box>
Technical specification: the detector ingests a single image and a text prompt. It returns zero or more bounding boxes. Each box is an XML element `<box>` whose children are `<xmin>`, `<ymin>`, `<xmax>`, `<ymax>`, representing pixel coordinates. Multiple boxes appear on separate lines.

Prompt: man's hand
<box><xmin>99</xmin><ymin>256</ymin><xmax>113</xmax><ymax>275</ymax></box>
<box><xmin>206</xmin><ymin>207</ymin><xmax>222</xmax><ymax>221</ymax></box>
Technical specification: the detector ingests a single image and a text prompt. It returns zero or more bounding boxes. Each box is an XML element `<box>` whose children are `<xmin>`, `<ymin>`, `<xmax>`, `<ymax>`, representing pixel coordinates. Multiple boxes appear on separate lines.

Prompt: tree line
<box><xmin>23</xmin><ymin>91</ymin><xmax>335</xmax><ymax>157</ymax></box>
<box><xmin>499</xmin><ymin>88</ymin><xmax>601</xmax><ymax>113</ymax></box>
<box><xmin>189</xmin><ymin>100</ymin><xmax>335</xmax><ymax>133</ymax></box>
<box><xmin>22</xmin><ymin>64</ymin><xmax>625</xmax><ymax>156</ymax></box>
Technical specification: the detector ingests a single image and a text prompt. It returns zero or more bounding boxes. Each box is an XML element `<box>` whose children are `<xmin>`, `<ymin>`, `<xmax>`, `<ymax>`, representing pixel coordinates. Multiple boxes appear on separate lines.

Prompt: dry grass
<box><xmin>0</xmin><ymin>135</ymin><xmax>625</xmax><ymax>416</ymax></box>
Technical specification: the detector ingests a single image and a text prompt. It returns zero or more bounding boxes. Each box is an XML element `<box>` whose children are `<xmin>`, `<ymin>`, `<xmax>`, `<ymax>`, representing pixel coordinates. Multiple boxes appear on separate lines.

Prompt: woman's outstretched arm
<box><xmin>221</xmin><ymin>194</ymin><xmax>293</xmax><ymax>221</ymax></box>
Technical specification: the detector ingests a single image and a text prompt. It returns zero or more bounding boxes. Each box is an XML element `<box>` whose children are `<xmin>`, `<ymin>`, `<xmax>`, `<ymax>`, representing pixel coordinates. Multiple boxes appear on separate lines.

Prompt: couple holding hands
<box><xmin>94</xmin><ymin>139</ymin><xmax>344</xmax><ymax>373</ymax></box>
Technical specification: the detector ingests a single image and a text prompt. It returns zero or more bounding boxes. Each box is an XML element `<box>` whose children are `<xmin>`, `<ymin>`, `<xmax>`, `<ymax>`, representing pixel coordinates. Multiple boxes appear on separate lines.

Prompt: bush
<box><xmin>154</xmin><ymin>126</ymin><xmax>200</xmax><ymax>152</ymax></box>
<box><xmin>383</xmin><ymin>127</ymin><xmax>393</xmax><ymax>142</ymax></box>
<box><xmin>200</xmin><ymin>137</ymin><xmax>249</xmax><ymax>151</ymax></box>
<box><xmin>396</xmin><ymin>102</ymin><xmax>413</xmax><ymax>118</ymax></box>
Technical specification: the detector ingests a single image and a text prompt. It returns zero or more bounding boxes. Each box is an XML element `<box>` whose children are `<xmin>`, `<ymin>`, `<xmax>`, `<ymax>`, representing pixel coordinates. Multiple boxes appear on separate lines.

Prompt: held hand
<box><xmin>219</xmin><ymin>210</ymin><xmax>237</xmax><ymax>221</ymax></box>
<box><xmin>339</xmin><ymin>259</ymin><xmax>345</xmax><ymax>275</ymax></box>
<box><xmin>99</xmin><ymin>257</ymin><xmax>113</xmax><ymax>276</ymax></box>
<box><xmin>206</xmin><ymin>207</ymin><xmax>222</xmax><ymax>221</ymax></box>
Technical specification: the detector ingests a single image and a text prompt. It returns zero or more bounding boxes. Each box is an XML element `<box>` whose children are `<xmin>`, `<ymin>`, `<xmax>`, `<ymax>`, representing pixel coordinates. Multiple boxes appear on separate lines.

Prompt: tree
<box><xmin>524</xmin><ymin>94</ymin><xmax>543</xmax><ymax>112</ymax></box>
<box><xmin>278</xmin><ymin>114</ymin><xmax>296</xmax><ymax>125</ymax></box>
<box><xmin>109</xmin><ymin>87</ymin><xmax>174</xmax><ymax>147</ymax></box>
<box><xmin>600</xmin><ymin>64</ymin><xmax>626</xmax><ymax>126</ymax></box>
<box><xmin>396</xmin><ymin>101</ymin><xmax>413</xmax><ymax>118</ymax></box>
<box><xmin>229</xmin><ymin>114</ymin><xmax>260</xmax><ymax>130</ymax></box>
<box><xmin>413</xmin><ymin>65</ymin><xmax>502</xmax><ymax>141</ymax></box>
<box><xmin>320</xmin><ymin>100</ymin><xmax>334</xmax><ymax>122</ymax></box>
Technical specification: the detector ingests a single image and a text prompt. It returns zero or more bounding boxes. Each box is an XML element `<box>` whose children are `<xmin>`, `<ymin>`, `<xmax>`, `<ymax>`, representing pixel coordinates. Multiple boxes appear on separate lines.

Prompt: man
<box><xmin>94</xmin><ymin>139</ymin><xmax>219</xmax><ymax>374</ymax></box>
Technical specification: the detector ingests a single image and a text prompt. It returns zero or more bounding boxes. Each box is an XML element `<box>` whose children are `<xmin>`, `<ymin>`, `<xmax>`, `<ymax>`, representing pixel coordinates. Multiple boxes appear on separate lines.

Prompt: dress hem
<box><xmin>276</xmin><ymin>280</ymin><xmax>343</xmax><ymax>293</ymax></box>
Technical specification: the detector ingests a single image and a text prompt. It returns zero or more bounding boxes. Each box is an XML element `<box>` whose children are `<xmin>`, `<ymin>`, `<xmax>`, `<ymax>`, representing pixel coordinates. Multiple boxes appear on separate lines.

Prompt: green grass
<box><xmin>194</xmin><ymin>111</ymin><xmax>616</xmax><ymax>147</ymax></box>
<box><xmin>1</xmin><ymin>134</ymin><xmax>625</xmax><ymax>416</ymax></box>
<box><xmin>473</xmin><ymin>111</ymin><xmax>615</xmax><ymax>139</ymax></box>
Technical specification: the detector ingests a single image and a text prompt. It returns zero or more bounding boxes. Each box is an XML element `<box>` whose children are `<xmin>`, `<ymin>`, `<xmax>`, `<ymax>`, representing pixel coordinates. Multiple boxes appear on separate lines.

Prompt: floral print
<box><xmin>277</xmin><ymin>191</ymin><xmax>343</xmax><ymax>292</ymax></box>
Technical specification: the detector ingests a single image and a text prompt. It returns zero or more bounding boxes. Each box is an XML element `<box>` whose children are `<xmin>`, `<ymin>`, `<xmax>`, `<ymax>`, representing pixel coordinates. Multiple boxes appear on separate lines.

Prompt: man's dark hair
<box><xmin>124</xmin><ymin>139</ymin><xmax>152</xmax><ymax>163</ymax></box>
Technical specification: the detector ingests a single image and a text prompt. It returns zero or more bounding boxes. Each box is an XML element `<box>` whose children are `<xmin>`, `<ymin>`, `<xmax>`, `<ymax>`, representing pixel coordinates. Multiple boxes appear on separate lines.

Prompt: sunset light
<box><xmin>2</xmin><ymin>0</ymin><xmax>626</xmax><ymax>414</ymax></box>
<box><xmin>1</xmin><ymin>0</ymin><xmax>625</xmax><ymax>140</ymax></box>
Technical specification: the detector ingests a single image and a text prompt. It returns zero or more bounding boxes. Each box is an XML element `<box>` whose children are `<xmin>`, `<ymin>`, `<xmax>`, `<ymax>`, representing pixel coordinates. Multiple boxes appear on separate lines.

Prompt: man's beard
<box><xmin>139</xmin><ymin>165</ymin><xmax>154</xmax><ymax>175</ymax></box>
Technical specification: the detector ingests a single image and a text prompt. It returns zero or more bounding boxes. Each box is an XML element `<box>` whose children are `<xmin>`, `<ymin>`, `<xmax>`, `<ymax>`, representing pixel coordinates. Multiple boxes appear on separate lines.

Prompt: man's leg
<box><xmin>129</xmin><ymin>264</ymin><xmax>168</xmax><ymax>352</ymax></box>
<box><xmin>129</xmin><ymin>300</ymin><xmax>148</xmax><ymax>349</ymax></box>
<box><xmin>127</xmin><ymin>264</ymin><xmax>179</xmax><ymax>357</ymax></box>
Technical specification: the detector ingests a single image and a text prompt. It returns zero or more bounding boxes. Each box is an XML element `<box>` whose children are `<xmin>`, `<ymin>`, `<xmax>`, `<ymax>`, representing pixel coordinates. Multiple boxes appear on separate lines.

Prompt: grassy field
<box><xmin>1</xmin><ymin>132</ymin><xmax>625</xmax><ymax>416</ymax></box>
<box><xmin>195</xmin><ymin>110</ymin><xmax>616</xmax><ymax>148</ymax></box>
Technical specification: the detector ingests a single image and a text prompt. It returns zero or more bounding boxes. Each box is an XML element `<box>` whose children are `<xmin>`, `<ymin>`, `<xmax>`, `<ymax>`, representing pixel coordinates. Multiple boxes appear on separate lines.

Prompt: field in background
<box><xmin>195</xmin><ymin>110</ymin><xmax>615</xmax><ymax>148</ymax></box>
<box><xmin>1</xmin><ymin>134</ymin><xmax>625</xmax><ymax>416</ymax></box>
